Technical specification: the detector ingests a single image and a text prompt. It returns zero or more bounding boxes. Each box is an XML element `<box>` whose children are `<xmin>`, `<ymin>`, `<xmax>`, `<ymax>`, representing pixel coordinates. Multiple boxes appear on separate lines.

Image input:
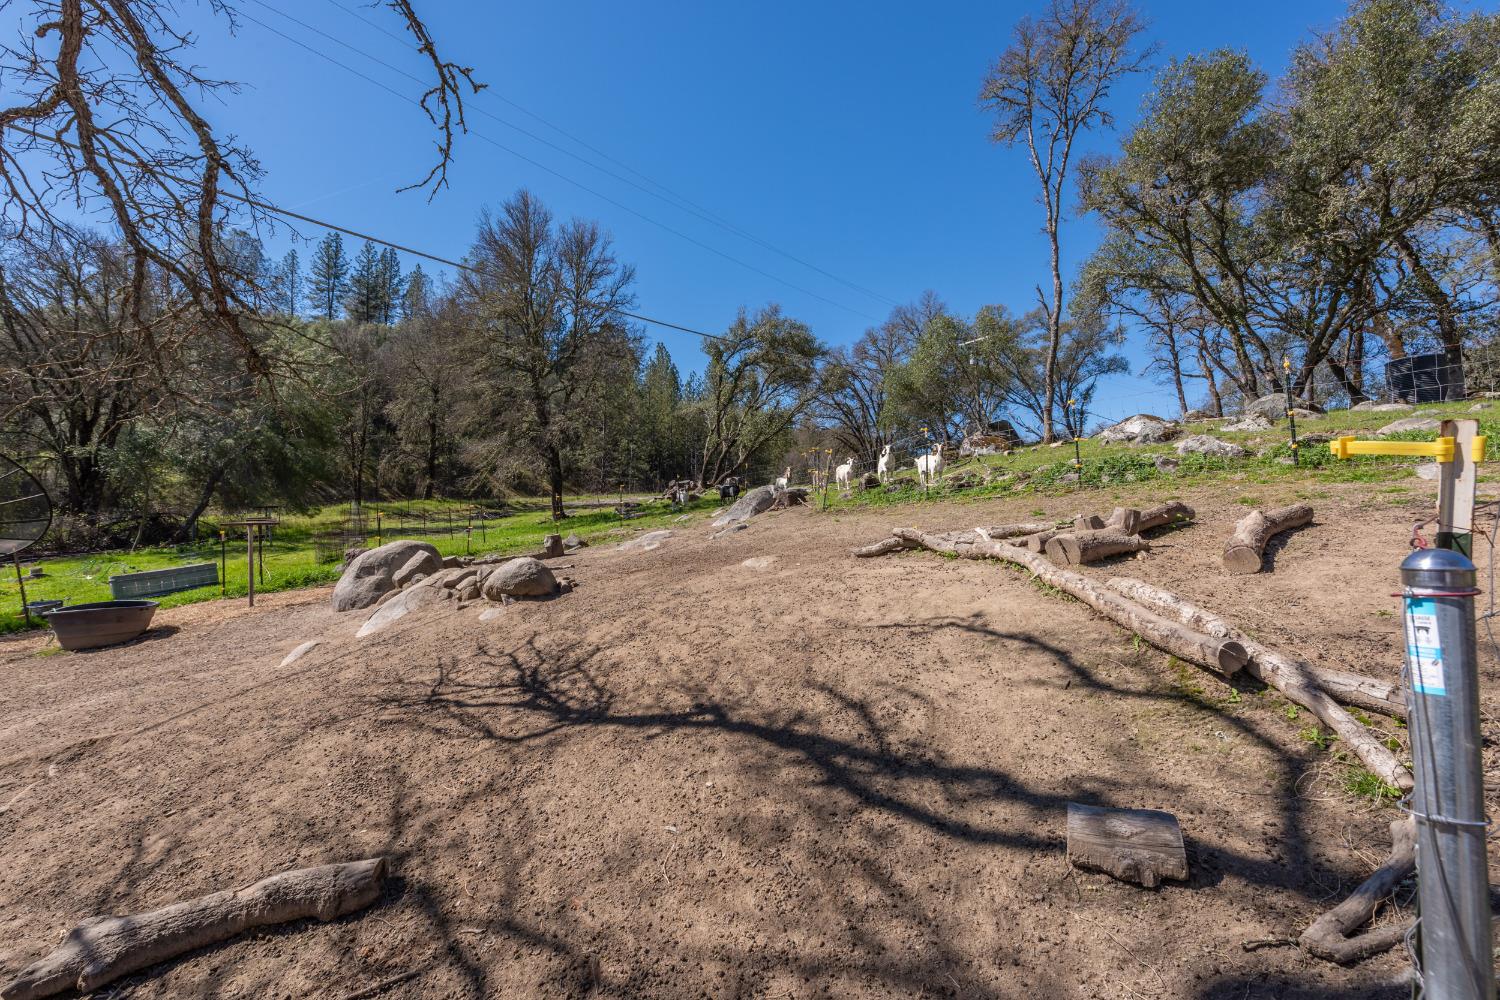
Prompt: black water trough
<box><xmin>43</xmin><ymin>600</ymin><xmax>159</xmax><ymax>651</ymax></box>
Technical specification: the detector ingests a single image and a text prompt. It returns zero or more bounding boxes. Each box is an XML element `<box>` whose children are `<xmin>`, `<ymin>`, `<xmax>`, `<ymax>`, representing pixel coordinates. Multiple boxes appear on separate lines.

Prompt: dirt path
<box><xmin>1</xmin><ymin>480</ymin><xmax>1488</xmax><ymax>998</ymax></box>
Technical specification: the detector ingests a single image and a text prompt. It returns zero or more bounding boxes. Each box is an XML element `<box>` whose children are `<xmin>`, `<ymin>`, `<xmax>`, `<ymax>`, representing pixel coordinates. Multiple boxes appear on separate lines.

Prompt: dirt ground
<box><xmin>3</xmin><ymin>478</ymin><xmax>1496</xmax><ymax>999</ymax></box>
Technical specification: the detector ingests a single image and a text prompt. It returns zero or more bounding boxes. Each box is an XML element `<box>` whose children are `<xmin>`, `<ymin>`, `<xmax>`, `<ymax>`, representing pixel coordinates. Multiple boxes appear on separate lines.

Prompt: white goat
<box><xmin>834</xmin><ymin>457</ymin><xmax>855</xmax><ymax>491</ymax></box>
<box><xmin>915</xmin><ymin>446</ymin><xmax>944</xmax><ymax>488</ymax></box>
<box><xmin>876</xmin><ymin>443</ymin><xmax>892</xmax><ymax>482</ymax></box>
<box><xmin>774</xmin><ymin>466</ymin><xmax>791</xmax><ymax>490</ymax></box>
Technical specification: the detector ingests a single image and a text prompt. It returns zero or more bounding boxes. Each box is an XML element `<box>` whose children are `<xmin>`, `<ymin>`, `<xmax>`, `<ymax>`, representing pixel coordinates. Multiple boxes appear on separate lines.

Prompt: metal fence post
<box><xmin>1400</xmin><ymin>546</ymin><xmax>1493</xmax><ymax>1000</ymax></box>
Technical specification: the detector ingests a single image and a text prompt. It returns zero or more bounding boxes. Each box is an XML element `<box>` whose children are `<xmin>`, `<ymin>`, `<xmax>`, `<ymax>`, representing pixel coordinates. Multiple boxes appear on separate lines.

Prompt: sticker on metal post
<box><xmin>1404</xmin><ymin>596</ymin><xmax>1446</xmax><ymax>696</ymax></box>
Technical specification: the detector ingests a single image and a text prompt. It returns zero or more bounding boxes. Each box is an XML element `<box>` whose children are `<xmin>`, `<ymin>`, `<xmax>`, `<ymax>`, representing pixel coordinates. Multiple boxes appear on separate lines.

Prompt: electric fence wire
<box><xmin>303</xmin><ymin>0</ymin><xmax>902</xmax><ymax>311</ymax></box>
<box><xmin>234</xmin><ymin>1</ymin><xmax>886</xmax><ymax>324</ymax></box>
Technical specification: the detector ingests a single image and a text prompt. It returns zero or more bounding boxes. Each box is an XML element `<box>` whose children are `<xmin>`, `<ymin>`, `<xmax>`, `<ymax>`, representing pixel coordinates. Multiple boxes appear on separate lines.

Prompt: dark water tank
<box><xmin>1385</xmin><ymin>352</ymin><xmax>1461</xmax><ymax>403</ymax></box>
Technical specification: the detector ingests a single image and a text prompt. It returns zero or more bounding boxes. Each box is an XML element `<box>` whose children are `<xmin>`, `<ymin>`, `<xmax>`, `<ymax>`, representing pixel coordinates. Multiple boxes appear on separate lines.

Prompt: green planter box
<box><xmin>108</xmin><ymin>562</ymin><xmax>218</xmax><ymax>599</ymax></box>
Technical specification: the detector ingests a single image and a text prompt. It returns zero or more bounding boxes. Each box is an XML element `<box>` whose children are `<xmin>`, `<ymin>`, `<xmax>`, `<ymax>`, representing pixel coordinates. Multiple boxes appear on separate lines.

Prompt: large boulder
<box><xmin>1096</xmin><ymin>414</ymin><xmax>1179</xmax><ymax>445</ymax></box>
<box><xmin>480</xmin><ymin>556</ymin><xmax>557</xmax><ymax>599</ymax></box>
<box><xmin>332</xmin><ymin>539</ymin><xmax>442</xmax><ymax>611</ymax></box>
<box><xmin>959</xmin><ymin>420</ymin><xmax>1023</xmax><ymax>456</ymax></box>
<box><xmin>1244</xmin><ymin>394</ymin><xmax>1325</xmax><ymax>421</ymax></box>
<box><xmin>711</xmin><ymin>485</ymin><xmax>777</xmax><ymax>527</ymax></box>
<box><xmin>1375</xmin><ymin>416</ymin><xmax>1442</xmax><ymax>437</ymax></box>
<box><xmin>1174</xmin><ymin>434</ymin><xmax>1246</xmax><ymax>458</ymax></box>
<box><xmin>1352</xmin><ymin>401</ymin><xmax>1414</xmax><ymax>413</ymax></box>
<box><xmin>356</xmin><ymin>584</ymin><xmax>447</xmax><ymax>638</ymax></box>
<box><xmin>1222</xmin><ymin>414</ymin><xmax>1272</xmax><ymax>432</ymax></box>
<box><xmin>391</xmin><ymin>549</ymin><xmax>442</xmax><ymax>589</ymax></box>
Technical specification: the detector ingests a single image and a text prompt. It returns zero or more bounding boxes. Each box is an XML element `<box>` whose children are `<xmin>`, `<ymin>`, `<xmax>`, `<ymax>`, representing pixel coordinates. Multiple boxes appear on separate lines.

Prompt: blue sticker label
<box><xmin>1405</xmin><ymin>596</ymin><xmax>1446</xmax><ymax>696</ymax></box>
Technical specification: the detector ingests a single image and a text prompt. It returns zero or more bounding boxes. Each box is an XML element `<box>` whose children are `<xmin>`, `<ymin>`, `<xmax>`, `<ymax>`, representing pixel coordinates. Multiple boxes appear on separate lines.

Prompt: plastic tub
<box><xmin>43</xmin><ymin>600</ymin><xmax>159</xmax><ymax>651</ymax></box>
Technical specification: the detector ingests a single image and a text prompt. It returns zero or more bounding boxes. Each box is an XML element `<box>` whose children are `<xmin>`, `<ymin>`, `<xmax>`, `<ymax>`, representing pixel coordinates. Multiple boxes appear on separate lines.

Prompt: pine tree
<box><xmin>307</xmin><ymin>232</ymin><xmax>349</xmax><ymax>320</ymax></box>
<box><xmin>377</xmin><ymin>247</ymin><xmax>406</xmax><ymax>324</ymax></box>
<box><xmin>345</xmin><ymin>240</ymin><xmax>384</xmax><ymax>323</ymax></box>
<box><xmin>403</xmin><ymin>264</ymin><xmax>432</xmax><ymax>319</ymax></box>
<box><xmin>274</xmin><ymin>249</ymin><xmax>301</xmax><ymax>317</ymax></box>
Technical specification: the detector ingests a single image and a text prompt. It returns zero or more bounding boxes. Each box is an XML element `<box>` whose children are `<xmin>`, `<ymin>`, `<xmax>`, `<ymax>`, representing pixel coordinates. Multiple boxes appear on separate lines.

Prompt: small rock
<box><xmin>1151</xmin><ymin>455</ymin><xmax>1180</xmax><ymax>473</ymax></box>
<box><xmin>392</xmin><ymin>549</ymin><xmax>442</xmax><ymax>589</ymax></box>
<box><xmin>1415</xmin><ymin>463</ymin><xmax>1441</xmax><ymax>481</ymax></box>
<box><xmin>1366</xmin><ymin>402</ymin><xmax>1415</xmax><ymax>412</ymax></box>
<box><xmin>1174</xmin><ymin>434</ymin><xmax>1246</xmax><ymax>458</ymax></box>
<box><xmin>480</xmin><ymin>557</ymin><xmax>558</xmax><ymax>599</ymax></box>
<box><xmin>1472</xmin><ymin>403</ymin><xmax>1491</xmax><ymax>412</ymax></box>
<box><xmin>1375</xmin><ymin>417</ymin><xmax>1442</xmax><ymax>437</ymax></box>
<box><xmin>478</xmin><ymin>607</ymin><xmax>504</xmax><ymax>622</ymax></box>
<box><xmin>562</xmin><ymin>533</ymin><xmax>587</xmax><ymax>550</ymax></box>
<box><xmin>710</xmin><ymin>523</ymin><xmax>748</xmax><ymax>540</ymax></box>
<box><xmin>441</xmin><ymin>555</ymin><xmax>466</xmax><ymax>569</ymax></box>
<box><xmin>455</xmin><ymin>579</ymin><xmax>480</xmax><ymax>601</ymax></box>
<box><xmin>278</xmin><ymin>640</ymin><xmax>320</xmax><ymax>667</ymax></box>
<box><xmin>741</xmin><ymin>556</ymin><xmax>777</xmax><ymax>570</ymax></box>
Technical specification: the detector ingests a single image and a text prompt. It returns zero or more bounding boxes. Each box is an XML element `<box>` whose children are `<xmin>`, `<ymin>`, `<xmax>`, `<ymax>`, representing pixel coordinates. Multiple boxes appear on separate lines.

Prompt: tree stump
<box><xmin>542</xmin><ymin>533</ymin><xmax>565</xmax><ymax>558</ymax></box>
<box><xmin>1222</xmin><ymin>504</ymin><xmax>1313</xmax><ymax>574</ymax></box>
<box><xmin>1066</xmin><ymin>802</ymin><xmax>1188</xmax><ymax>888</ymax></box>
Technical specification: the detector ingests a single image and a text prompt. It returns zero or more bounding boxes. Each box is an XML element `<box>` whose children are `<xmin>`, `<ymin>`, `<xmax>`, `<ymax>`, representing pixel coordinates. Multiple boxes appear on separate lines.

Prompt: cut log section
<box><xmin>1044</xmin><ymin>529</ymin><xmax>1148</xmax><ymax>567</ymax></box>
<box><xmin>542</xmin><ymin>533</ymin><xmax>565</xmax><ymax>558</ymax></box>
<box><xmin>1103</xmin><ymin>577</ymin><xmax>1410</xmax><ymax>791</ymax></box>
<box><xmin>1298</xmin><ymin>818</ymin><xmax>1416</xmax><ymax>963</ymax></box>
<box><xmin>889</xmin><ymin>528</ymin><xmax>1247</xmax><ymax>676</ymax></box>
<box><xmin>1222</xmin><ymin>504</ymin><xmax>1313</xmax><ymax>574</ymax></box>
<box><xmin>1066</xmin><ymin>802</ymin><xmax>1189</xmax><ymax>888</ymax></box>
<box><xmin>1137</xmin><ymin>501</ymin><xmax>1195</xmax><ymax>533</ymax></box>
<box><xmin>1073</xmin><ymin>514</ymin><xmax>1106</xmax><ymax>531</ymax></box>
<box><xmin>2</xmin><ymin>858</ymin><xmax>389</xmax><ymax>1000</ymax></box>
<box><xmin>1106</xmin><ymin>507</ymin><xmax>1142</xmax><ymax>534</ymax></box>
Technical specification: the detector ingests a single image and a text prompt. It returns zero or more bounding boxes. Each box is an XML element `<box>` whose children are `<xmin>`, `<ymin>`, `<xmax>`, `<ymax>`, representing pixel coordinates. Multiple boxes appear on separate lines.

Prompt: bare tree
<box><xmin>980</xmin><ymin>0</ymin><xmax>1151</xmax><ymax>441</ymax></box>
<box><xmin>0</xmin><ymin>0</ymin><xmax>477</xmax><ymax>379</ymax></box>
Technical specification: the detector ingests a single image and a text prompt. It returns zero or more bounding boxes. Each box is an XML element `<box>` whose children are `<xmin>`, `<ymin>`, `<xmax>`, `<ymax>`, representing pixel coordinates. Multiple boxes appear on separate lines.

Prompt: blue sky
<box><xmin>185</xmin><ymin>0</ymin><xmax>1358</xmax><ymax>423</ymax></box>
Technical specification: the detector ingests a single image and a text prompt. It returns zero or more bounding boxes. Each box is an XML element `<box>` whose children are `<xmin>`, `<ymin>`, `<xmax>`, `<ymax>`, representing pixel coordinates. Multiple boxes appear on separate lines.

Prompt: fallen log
<box><xmin>974</xmin><ymin>522</ymin><xmax>1053</xmax><ymax>541</ymax></box>
<box><xmin>1044</xmin><ymin>528</ymin><xmax>1148</xmax><ymax>567</ymax></box>
<box><xmin>851</xmin><ymin>536</ymin><xmax>914</xmax><ymax>558</ymax></box>
<box><xmin>1103</xmin><ymin>577</ymin><xmax>1410</xmax><ymax>790</ymax></box>
<box><xmin>1223</xmin><ymin>504</ymin><xmax>1313</xmax><ymax>574</ymax></box>
<box><xmin>1298</xmin><ymin>818</ymin><xmax>1416</xmax><ymax>963</ymax></box>
<box><xmin>1066</xmin><ymin>802</ymin><xmax>1188</xmax><ymax>888</ymax></box>
<box><xmin>2</xmin><ymin>858</ymin><xmax>389</xmax><ymax>1000</ymax></box>
<box><xmin>889</xmin><ymin>528</ymin><xmax>1247</xmax><ymax>676</ymax></box>
<box><xmin>1137</xmin><ymin>501</ymin><xmax>1195</xmax><ymax>533</ymax></box>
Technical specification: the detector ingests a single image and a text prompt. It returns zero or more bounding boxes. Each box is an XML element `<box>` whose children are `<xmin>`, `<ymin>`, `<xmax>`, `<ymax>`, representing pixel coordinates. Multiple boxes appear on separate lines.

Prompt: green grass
<box><xmin>1344</xmin><ymin>769</ymin><xmax>1402</xmax><ymax>804</ymax></box>
<box><xmin>817</xmin><ymin>397</ymin><xmax>1493</xmax><ymax>513</ymax></box>
<box><xmin>5</xmin><ymin>495</ymin><xmax>716</xmax><ymax>634</ymax></box>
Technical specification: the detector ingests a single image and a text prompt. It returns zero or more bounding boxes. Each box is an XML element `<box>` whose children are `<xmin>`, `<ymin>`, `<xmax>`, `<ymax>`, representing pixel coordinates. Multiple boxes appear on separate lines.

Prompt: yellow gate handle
<box><xmin>1328</xmin><ymin>435</ymin><xmax>1487</xmax><ymax>463</ymax></box>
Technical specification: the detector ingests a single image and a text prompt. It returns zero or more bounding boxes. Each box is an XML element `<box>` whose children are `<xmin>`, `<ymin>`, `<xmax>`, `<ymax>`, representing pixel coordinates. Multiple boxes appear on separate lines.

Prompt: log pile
<box><xmin>852</xmin><ymin>522</ymin><xmax>1413</xmax><ymax>960</ymax></box>
<box><xmin>1222</xmin><ymin>504</ymin><xmax>1314</xmax><ymax>574</ymax></box>
<box><xmin>993</xmin><ymin>501</ymin><xmax>1195</xmax><ymax>568</ymax></box>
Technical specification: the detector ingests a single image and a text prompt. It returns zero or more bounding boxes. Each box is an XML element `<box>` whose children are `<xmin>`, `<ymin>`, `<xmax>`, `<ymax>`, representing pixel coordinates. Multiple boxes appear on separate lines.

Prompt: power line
<box><xmin>6</xmin><ymin>122</ymin><xmax>731</xmax><ymax>342</ymax></box>
<box><xmin>310</xmin><ymin>0</ymin><xmax>900</xmax><ymax>310</ymax></box>
<box><xmin>234</xmin><ymin>3</ymin><xmax>884</xmax><ymax>324</ymax></box>
<box><xmin>230</xmin><ymin>192</ymin><xmax>733</xmax><ymax>342</ymax></box>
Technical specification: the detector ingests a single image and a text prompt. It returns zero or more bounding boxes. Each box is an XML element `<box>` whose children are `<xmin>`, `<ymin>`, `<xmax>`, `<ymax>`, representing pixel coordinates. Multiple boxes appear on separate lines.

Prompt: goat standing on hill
<box><xmin>876</xmin><ymin>443</ymin><xmax>892</xmax><ymax>483</ymax></box>
<box><xmin>835</xmin><ymin>457</ymin><xmax>855</xmax><ymax>491</ymax></box>
<box><xmin>775</xmin><ymin>466</ymin><xmax>790</xmax><ymax>490</ymax></box>
<box><xmin>915</xmin><ymin>445</ymin><xmax>944</xmax><ymax>488</ymax></box>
